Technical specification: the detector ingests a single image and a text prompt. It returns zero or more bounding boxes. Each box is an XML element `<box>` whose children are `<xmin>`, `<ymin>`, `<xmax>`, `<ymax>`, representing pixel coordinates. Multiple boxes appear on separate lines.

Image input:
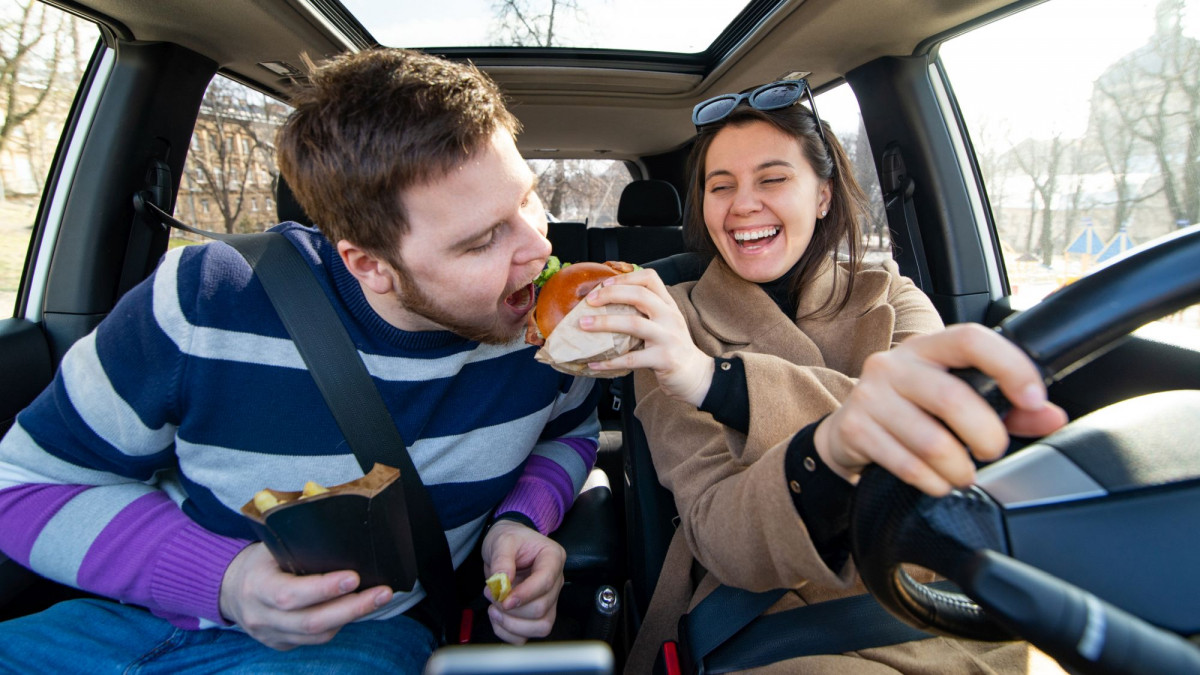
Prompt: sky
<box><xmin>340</xmin><ymin>0</ymin><xmax>743</xmax><ymax>52</ymax></box>
<box><xmin>940</xmin><ymin>0</ymin><xmax>1200</xmax><ymax>140</ymax></box>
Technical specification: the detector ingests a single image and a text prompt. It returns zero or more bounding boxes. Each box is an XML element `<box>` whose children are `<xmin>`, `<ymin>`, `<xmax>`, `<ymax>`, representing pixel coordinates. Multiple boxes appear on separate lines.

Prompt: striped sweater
<box><xmin>0</xmin><ymin>223</ymin><xmax>600</xmax><ymax>629</ymax></box>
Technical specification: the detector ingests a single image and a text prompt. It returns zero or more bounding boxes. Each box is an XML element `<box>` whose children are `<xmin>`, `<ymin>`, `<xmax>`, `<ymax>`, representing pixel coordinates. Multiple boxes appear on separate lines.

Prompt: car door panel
<box><xmin>0</xmin><ymin>320</ymin><xmax>53</xmax><ymax>437</ymax></box>
<box><xmin>40</xmin><ymin>41</ymin><xmax>216</xmax><ymax>363</ymax></box>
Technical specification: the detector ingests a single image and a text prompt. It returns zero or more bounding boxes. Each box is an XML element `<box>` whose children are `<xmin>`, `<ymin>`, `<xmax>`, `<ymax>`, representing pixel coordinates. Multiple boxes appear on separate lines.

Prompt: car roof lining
<box><xmin>51</xmin><ymin>0</ymin><xmax>1026</xmax><ymax>160</ymax></box>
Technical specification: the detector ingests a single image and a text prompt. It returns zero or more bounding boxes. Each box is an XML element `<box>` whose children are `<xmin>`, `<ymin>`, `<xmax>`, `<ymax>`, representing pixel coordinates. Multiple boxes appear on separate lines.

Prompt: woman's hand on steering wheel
<box><xmin>815</xmin><ymin>323</ymin><xmax>1068</xmax><ymax>496</ymax></box>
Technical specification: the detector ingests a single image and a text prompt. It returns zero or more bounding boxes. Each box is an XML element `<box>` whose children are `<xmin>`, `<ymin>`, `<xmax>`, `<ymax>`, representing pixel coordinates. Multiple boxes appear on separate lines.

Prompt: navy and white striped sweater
<box><xmin>0</xmin><ymin>223</ymin><xmax>600</xmax><ymax>629</ymax></box>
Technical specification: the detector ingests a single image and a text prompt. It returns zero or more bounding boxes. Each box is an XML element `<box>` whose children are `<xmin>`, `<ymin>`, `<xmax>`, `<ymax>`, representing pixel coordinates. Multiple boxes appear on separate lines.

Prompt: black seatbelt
<box><xmin>679</xmin><ymin>581</ymin><xmax>950</xmax><ymax>674</ymax></box>
<box><xmin>141</xmin><ymin>197</ymin><xmax>458</xmax><ymax>643</ymax></box>
<box><xmin>880</xmin><ymin>143</ymin><xmax>932</xmax><ymax>291</ymax></box>
<box><xmin>118</xmin><ymin>158</ymin><xmax>174</xmax><ymax>297</ymax></box>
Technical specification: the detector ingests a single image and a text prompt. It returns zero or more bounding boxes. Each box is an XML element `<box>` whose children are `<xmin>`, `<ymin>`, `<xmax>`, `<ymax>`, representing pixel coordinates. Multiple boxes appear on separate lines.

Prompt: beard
<box><xmin>393</xmin><ymin>266</ymin><xmax>521</xmax><ymax>345</ymax></box>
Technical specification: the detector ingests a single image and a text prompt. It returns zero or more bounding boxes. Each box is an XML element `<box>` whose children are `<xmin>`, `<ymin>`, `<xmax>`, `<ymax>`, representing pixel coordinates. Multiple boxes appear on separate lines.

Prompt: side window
<box><xmin>0</xmin><ymin>2</ymin><xmax>99</xmax><ymax>316</ymax></box>
<box><xmin>528</xmin><ymin>159</ymin><xmax>634</xmax><ymax>227</ymax></box>
<box><xmin>941</xmin><ymin>0</ymin><xmax>1199</xmax><ymax>348</ymax></box>
<box><xmin>174</xmin><ymin>76</ymin><xmax>292</xmax><ymax>246</ymax></box>
<box><xmin>816</xmin><ymin>83</ymin><xmax>890</xmax><ymax>258</ymax></box>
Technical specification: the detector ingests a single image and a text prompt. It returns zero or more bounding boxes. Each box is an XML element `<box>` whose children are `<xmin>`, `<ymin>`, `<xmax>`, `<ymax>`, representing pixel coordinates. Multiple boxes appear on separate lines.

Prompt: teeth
<box><xmin>733</xmin><ymin>227</ymin><xmax>779</xmax><ymax>242</ymax></box>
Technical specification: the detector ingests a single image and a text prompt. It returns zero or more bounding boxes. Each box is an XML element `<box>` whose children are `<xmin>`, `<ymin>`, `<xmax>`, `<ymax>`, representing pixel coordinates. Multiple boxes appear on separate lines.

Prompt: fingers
<box><xmin>504</xmin><ymin>541</ymin><xmax>564</xmax><ymax>610</ymax></box>
<box><xmin>869</xmin><ymin>355</ymin><xmax>1011</xmax><ymax>461</ymax></box>
<box><xmin>819</xmin><ymin>323</ymin><xmax>1068</xmax><ymax>497</ymax></box>
<box><xmin>883</xmin><ymin>324</ymin><xmax>1057</xmax><ymax>454</ymax></box>
<box><xmin>481</xmin><ymin>523</ymin><xmax>566</xmax><ymax>644</ymax></box>
<box><xmin>488</xmin><ymin>601</ymin><xmax>557</xmax><ymax>644</ymax></box>
<box><xmin>487</xmin><ymin>556</ymin><xmax>562</xmax><ymax>643</ymax></box>
<box><xmin>585</xmin><ymin>268</ymin><xmax>682</xmax><ymax>320</ymax></box>
<box><xmin>220</xmin><ymin>544</ymin><xmax>391</xmax><ymax>650</ymax></box>
<box><xmin>264</xmin><ymin>569</ymin><xmax>363</xmax><ymax>611</ymax></box>
<box><xmin>901</xmin><ymin>324</ymin><xmax>1050</xmax><ymax>413</ymax></box>
<box><xmin>1004</xmin><ymin>402</ymin><xmax>1069</xmax><ymax>437</ymax></box>
<box><xmin>255</xmin><ymin>578</ymin><xmax>392</xmax><ymax>634</ymax></box>
<box><xmin>835</xmin><ymin>376</ymin><xmax>980</xmax><ymax>494</ymax></box>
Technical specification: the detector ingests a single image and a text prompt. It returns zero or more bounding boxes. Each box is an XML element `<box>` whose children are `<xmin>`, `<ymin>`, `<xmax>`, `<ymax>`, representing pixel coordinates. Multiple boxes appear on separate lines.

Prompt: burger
<box><xmin>525</xmin><ymin>257</ymin><xmax>641</xmax><ymax>377</ymax></box>
<box><xmin>525</xmin><ymin>257</ymin><xmax>636</xmax><ymax>347</ymax></box>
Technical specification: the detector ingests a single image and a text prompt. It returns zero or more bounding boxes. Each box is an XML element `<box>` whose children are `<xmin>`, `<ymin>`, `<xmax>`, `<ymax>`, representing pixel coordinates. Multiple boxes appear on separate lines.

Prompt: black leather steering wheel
<box><xmin>850</xmin><ymin>225</ymin><xmax>1200</xmax><ymax>673</ymax></box>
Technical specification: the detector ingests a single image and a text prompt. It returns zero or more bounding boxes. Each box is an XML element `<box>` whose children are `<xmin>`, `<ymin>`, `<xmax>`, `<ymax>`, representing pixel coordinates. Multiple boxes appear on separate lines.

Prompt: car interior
<box><xmin>1</xmin><ymin>0</ymin><xmax>1198</xmax><ymax>672</ymax></box>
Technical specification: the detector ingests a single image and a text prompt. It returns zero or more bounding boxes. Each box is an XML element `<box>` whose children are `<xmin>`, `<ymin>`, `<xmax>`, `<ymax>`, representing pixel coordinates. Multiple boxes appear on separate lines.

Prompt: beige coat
<box><xmin>625</xmin><ymin>257</ymin><xmax>1061</xmax><ymax>674</ymax></box>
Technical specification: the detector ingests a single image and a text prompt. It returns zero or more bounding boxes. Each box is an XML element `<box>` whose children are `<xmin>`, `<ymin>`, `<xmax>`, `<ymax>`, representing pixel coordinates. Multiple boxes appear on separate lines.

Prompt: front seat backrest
<box><xmin>275</xmin><ymin>174</ymin><xmax>314</xmax><ymax>227</ymax></box>
<box><xmin>546</xmin><ymin>220</ymin><xmax>588</xmax><ymax>263</ymax></box>
<box><xmin>588</xmin><ymin>180</ymin><xmax>684</xmax><ymax>265</ymax></box>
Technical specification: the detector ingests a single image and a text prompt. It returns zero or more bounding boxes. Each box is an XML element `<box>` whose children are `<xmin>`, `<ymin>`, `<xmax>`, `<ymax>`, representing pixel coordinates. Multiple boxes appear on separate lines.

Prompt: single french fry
<box><xmin>486</xmin><ymin>571</ymin><xmax>512</xmax><ymax>603</ymax></box>
<box><xmin>253</xmin><ymin>489</ymin><xmax>281</xmax><ymax>514</ymax></box>
<box><xmin>301</xmin><ymin>481</ymin><xmax>329</xmax><ymax>498</ymax></box>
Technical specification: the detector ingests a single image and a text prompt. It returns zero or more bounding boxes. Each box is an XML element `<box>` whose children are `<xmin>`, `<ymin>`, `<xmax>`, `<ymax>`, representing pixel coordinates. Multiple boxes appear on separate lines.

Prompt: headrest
<box><xmin>617</xmin><ymin>179</ymin><xmax>682</xmax><ymax>228</ymax></box>
<box><xmin>275</xmin><ymin>174</ymin><xmax>314</xmax><ymax>227</ymax></box>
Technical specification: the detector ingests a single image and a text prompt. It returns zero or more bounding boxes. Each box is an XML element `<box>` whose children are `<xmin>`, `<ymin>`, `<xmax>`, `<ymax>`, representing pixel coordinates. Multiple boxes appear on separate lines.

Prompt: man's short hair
<box><xmin>276</xmin><ymin>48</ymin><xmax>520</xmax><ymax>266</ymax></box>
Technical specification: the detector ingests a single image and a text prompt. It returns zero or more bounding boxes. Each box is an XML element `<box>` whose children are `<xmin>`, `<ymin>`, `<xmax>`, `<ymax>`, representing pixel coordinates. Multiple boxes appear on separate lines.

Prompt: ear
<box><xmin>337</xmin><ymin>240</ymin><xmax>396</xmax><ymax>296</ymax></box>
<box><xmin>818</xmin><ymin>180</ymin><xmax>833</xmax><ymax>215</ymax></box>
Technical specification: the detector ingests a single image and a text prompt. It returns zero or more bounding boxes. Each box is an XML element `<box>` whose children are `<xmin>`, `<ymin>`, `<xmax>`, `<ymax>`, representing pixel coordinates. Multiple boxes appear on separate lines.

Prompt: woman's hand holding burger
<box><xmin>578</xmin><ymin>268</ymin><xmax>715</xmax><ymax>407</ymax></box>
<box><xmin>525</xmin><ymin>258</ymin><xmax>634</xmax><ymax>347</ymax></box>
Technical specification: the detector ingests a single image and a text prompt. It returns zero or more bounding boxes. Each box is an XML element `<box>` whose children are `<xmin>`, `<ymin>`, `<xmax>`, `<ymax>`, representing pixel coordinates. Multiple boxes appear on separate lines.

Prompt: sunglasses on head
<box><xmin>691</xmin><ymin>79</ymin><xmax>828</xmax><ymax>148</ymax></box>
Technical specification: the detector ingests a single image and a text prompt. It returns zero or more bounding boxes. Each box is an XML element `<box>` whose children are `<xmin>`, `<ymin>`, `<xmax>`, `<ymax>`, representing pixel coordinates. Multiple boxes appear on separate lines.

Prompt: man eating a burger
<box><xmin>0</xmin><ymin>48</ymin><xmax>601</xmax><ymax>673</ymax></box>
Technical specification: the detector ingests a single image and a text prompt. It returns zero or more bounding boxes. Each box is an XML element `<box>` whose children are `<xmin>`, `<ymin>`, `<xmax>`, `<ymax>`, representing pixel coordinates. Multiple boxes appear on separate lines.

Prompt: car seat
<box><xmin>546</xmin><ymin>220</ymin><xmax>589</xmax><ymax>263</ymax></box>
<box><xmin>274</xmin><ymin>174</ymin><xmax>314</xmax><ymax>227</ymax></box>
<box><xmin>588</xmin><ymin>180</ymin><xmax>684</xmax><ymax>265</ymax></box>
<box><xmin>614</xmin><ymin>252</ymin><xmax>709</xmax><ymax>635</ymax></box>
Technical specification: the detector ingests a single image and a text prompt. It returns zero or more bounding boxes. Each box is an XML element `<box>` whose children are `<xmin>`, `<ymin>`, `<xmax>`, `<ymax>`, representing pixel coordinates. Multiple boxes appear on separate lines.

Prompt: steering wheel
<box><xmin>850</xmin><ymin>226</ymin><xmax>1200</xmax><ymax>674</ymax></box>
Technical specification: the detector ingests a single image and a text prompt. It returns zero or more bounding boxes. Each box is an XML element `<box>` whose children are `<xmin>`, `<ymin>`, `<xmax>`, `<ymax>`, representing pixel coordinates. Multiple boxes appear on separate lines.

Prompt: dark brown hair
<box><xmin>683</xmin><ymin>103</ymin><xmax>869</xmax><ymax>319</ymax></box>
<box><xmin>276</xmin><ymin>49</ymin><xmax>520</xmax><ymax>268</ymax></box>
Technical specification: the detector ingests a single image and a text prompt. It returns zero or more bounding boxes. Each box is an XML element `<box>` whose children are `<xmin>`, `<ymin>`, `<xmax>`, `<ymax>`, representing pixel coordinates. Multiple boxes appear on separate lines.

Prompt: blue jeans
<box><xmin>0</xmin><ymin>598</ymin><xmax>436</xmax><ymax>674</ymax></box>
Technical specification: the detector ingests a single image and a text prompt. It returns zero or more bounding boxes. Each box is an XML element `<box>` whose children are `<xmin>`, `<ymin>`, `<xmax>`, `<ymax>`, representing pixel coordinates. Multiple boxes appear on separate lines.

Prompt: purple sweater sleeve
<box><xmin>0</xmin><ymin>483</ymin><xmax>250</xmax><ymax>628</ymax></box>
<box><xmin>494</xmin><ymin>436</ymin><xmax>598</xmax><ymax>535</ymax></box>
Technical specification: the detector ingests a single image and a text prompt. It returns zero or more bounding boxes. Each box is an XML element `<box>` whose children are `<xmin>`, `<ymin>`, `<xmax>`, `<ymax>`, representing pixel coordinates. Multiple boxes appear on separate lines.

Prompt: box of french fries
<box><xmin>239</xmin><ymin>463</ymin><xmax>418</xmax><ymax>591</ymax></box>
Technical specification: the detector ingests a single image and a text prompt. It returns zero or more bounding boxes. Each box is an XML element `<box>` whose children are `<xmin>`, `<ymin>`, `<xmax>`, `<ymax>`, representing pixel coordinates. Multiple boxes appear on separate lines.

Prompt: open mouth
<box><xmin>732</xmin><ymin>226</ymin><xmax>780</xmax><ymax>249</ymax></box>
<box><xmin>504</xmin><ymin>283</ymin><xmax>536</xmax><ymax>314</ymax></box>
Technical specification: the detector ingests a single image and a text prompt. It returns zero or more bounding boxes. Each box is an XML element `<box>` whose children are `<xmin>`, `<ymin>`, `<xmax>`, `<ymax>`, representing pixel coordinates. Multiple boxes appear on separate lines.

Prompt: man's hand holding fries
<box><xmin>479</xmin><ymin>519</ymin><xmax>566</xmax><ymax>645</ymax></box>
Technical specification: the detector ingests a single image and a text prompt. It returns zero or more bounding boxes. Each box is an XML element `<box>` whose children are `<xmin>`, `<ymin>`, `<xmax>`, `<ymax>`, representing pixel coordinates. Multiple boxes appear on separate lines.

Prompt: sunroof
<box><xmin>338</xmin><ymin>0</ymin><xmax>756</xmax><ymax>54</ymax></box>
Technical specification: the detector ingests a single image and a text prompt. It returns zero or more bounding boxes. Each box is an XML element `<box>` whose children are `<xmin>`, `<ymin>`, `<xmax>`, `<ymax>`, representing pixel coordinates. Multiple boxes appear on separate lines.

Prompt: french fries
<box><xmin>486</xmin><ymin>571</ymin><xmax>512</xmax><ymax>603</ymax></box>
<box><xmin>251</xmin><ymin>480</ymin><xmax>330</xmax><ymax>515</ymax></box>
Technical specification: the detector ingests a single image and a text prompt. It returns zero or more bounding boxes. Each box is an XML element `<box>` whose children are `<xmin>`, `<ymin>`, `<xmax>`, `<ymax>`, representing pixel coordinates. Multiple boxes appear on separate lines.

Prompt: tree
<box><xmin>845</xmin><ymin>120</ymin><xmax>887</xmax><ymax>249</ymax></box>
<box><xmin>490</xmin><ymin>0</ymin><xmax>585</xmax><ymax>47</ymax></box>
<box><xmin>1090</xmin><ymin>0</ymin><xmax>1200</xmax><ymax>235</ymax></box>
<box><xmin>969</xmin><ymin>116</ymin><xmax>1020</xmax><ymax>246</ymax></box>
<box><xmin>531</xmin><ymin>158</ymin><xmax>628</xmax><ymax>224</ymax></box>
<box><xmin>0</xmin><ymin>0</ymin><xmax>68</xmax><ymax>200</ymax></box>
<box><xmin>181</xmin><ymin>79</ymin><xmax>290</xmax><ymax>234</ymax></box>
<box><xmin>1090</xmin><ymin>75</ymin><xmax>1147</xmax><ymax>238</ymax></box>
<box><xmin>1010</xmin><ymin>134</ymin><xmax>1066</xmax><ymax>266</ymax></box>
<box><xmin>1057</xmin><ymin>137</ymin><xmax>1095</xmax><ymax>251</ymax></box>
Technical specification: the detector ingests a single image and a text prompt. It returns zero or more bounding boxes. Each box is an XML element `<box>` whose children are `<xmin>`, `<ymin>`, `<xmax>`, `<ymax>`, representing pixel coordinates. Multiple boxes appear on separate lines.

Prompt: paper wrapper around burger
<box><xmin>535</xmin><ymin>299</ymin><xmax>643</xmax><ymax>378</ymax></box>
<box><xmin>240</xmin><ymin>464</ymin><xmax>418</xmax><ymax>591</ymax></box>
